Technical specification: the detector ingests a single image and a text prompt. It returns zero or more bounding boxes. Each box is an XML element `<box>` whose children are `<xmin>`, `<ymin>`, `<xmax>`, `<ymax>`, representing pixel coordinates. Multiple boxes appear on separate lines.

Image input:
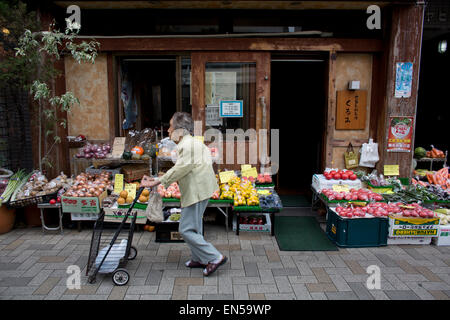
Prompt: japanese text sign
<box><xmin>336</xmin><ymin>90</ymin><xmax>367</xmax><ymax>130</ymax></box>
<box><xmin>387</xmin><ymin>116</ymin><xmax>414</xmax><ymax>152</ymax></box>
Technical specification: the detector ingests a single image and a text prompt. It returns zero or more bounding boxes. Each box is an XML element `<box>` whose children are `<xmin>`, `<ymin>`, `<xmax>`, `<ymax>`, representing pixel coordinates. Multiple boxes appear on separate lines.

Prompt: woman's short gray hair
<box><xmin>171</xmin><ymin>112</ymin><xmax>194</xmax><ymax>135</ymax></box>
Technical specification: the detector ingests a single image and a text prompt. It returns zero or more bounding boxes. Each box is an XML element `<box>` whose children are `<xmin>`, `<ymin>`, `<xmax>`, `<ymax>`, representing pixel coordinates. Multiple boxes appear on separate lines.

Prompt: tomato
<box><xmin>56</xmin><ymin>196</ymin><xmax>61</xmax><ymax>203</ymax></box>
<box><xmin>344</xmin><ymin>194</ymin><xmax>352</xmax><ymax>201</ymax></box>
<box><xmin>330</xmin><ymin>170</ymin><xmax>336</xmax><ymax>176</ymax></box>
<box><xmin>333</xmin><ymin>173</ymin><xmax>341</xmax><ymax>180</ymax></box>
<box><xmin>349</xmin><ymin>174</ymin><xmax>357</xmax><ymax>180</ymax></box>
<box><xmin>346</xmin><ymin>170</ymin><xmax>354</xmax><ymax>176</ymax></box>
<box><xmin>324</xmin><ymin>174</ymin><xmax>332</xmax><ymax>180</ymax></box>
<box><xmin>49</xmin><ymin>199</ymin><xmax>56</xmax><ymax>205</ymax></box>
<box><xmin>341</xmin><ymin>174</ymin><xmax>349</xmax><ymax>180</ymax></box>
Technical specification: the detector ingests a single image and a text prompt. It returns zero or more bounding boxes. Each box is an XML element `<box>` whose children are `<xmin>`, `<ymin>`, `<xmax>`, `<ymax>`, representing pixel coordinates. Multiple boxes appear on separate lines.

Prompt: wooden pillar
<box><xmin>379</xmin><ymin>4</ymin><xmax>425</xmax><ymax>177</ymax></box>
<box><xmin>325</xmin><ymin>50</ymin><xmax>337</xmax><ymax>168</ymax></box>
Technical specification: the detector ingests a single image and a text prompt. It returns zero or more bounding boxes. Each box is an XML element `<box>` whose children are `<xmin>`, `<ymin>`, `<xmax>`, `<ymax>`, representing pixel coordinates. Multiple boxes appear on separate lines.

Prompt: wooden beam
<box><xmin>84</xmin><ymin>37</ymin><xmax>383</xmax><ymax>53</ymax></box>
<box><xmin>107</xmin><ymin>54</ymin><xmax>116</xmax><ymax>142</ymax></box>
<box><xmin>380</xmin><ymin>4</ymin><xmax>424</xmax><ymax>178</ymax></box>
<box><xmin>325</xmin><ymin>50</ymin><xmax>337</xmax><ymax>168</ymax></box>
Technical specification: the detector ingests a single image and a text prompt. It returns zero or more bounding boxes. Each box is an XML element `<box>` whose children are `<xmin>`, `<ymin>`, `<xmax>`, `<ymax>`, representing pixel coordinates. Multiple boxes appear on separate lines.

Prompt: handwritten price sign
<box><xmin>62</xmin><ymin>196</ymin><xmax>100</xmax><ymax>213</ymax></box>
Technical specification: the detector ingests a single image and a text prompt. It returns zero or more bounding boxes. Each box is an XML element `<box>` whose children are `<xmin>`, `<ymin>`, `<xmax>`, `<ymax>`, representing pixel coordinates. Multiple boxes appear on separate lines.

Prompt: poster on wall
<box><xmin>387</xmin><ymin>116</ymin><xmax>414</xmax><ymax>152</ymax></box>
<box><xmin>395</xmin><ymin>62</ymin><xmax>413</xmax><ymax>98</ymax></box>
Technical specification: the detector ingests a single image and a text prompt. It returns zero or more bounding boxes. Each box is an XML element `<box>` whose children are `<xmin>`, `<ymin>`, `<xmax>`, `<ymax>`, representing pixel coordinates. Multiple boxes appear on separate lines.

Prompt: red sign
<box><xmin>387</xmin><ymin>116</ymin><xmax>414</xmax><ymax>152</ymax></box>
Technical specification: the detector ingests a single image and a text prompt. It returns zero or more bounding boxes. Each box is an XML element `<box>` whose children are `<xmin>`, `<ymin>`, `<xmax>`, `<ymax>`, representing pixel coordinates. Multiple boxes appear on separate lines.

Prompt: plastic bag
<box><xmin>145</xmin><ymin>190</ymin><xmax>163</xmax><ymax>223</ymax></box>
<box><xmin>359</xmin><ymin>139</ymin><xmax>379</xmax><ymax>168</ymax></box>
<box><xmin>157</xmin><ymin>137</ymin><xmax>178</xmax><ymax>160</ymax></box>
<box><xmin>94</xmin><ymin>239</ymin><xmax>128</xmax><ymax>273</ymax></box>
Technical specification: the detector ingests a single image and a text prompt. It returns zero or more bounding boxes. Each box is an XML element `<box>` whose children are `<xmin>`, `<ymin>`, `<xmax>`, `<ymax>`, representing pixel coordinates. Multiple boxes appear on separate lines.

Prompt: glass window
<box><xmin>204</xmin><ymin>62</ymin><xmax>255</xmax><ymax>132</ymax></box>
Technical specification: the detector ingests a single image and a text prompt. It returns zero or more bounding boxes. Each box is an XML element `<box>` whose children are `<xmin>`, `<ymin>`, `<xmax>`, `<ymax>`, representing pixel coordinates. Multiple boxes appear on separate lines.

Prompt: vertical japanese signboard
<box><xmin>387</xmin><ymin>116</ymin><xmax>414</xmax><ymax>152</ymax></box>
<box><xmin>336</xmin><ymin>90</ymin><xmax>367</xmax><ymax>129</ymax></box>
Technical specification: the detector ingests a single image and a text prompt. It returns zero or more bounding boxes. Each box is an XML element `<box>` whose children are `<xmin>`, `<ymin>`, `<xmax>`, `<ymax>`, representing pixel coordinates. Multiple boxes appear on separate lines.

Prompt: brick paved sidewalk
<box><xmin>1</xmin><ymin>224</ymin><xmax>450</xmax><ymax>300</ymax></box>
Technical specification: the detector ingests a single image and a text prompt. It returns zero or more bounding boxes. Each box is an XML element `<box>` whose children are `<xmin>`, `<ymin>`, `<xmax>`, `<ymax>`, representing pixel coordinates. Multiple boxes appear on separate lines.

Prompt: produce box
<box><xmin>312</xmin><ymin>174</ymin><xmax>362</xmax><ymax>192</ymax></box>
<box><xmin>432</xmin><ymin>224</ymin><xmax>450</xmax><ymax>246</ymax></box>
<box><xmin>326</xmin><ymin>207</ymin><xmax>389</xmax><ymax>248</ymax></box>
<box><xmin>103</xmin><ymin>205</ymin><xmax>147</xmax><ymax>224</ymax></box>
<box><xmin>121</xmin><ymin>164</ymin><xmax>150</xmax><ymax>182</ymax></box>
<box><xmin>61</xmin><ymin>190</ymin><xmax>107</xmax><ymax>214</ymax></box>
<box><xmin>232</xmin><ymin>213</ymin><xmax>271</xmax><ymax>233</ymax></box>
<box><xmin>388</xmin><ymin>214</ymin><xmax>440</xmax><ymax>237</ymax></box>
<box><xmin>155</xmin><ymin>221</ymin><xmax>184</xmax><ymax>242</ymax></box>
<box><xmin>387</xmin><ymin>237</ymin><xmax>431</xmax><ymax>245</ymax></box>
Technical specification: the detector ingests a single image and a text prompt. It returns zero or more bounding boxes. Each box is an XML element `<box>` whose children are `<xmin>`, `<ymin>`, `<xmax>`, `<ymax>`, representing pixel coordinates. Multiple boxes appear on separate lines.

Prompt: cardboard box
<box><xmin>432</xmin><ymin>224</ymin><xmax>450</xmax><ymax>246</ymax></box>
<box><xmin>388</xmin><ymin>214</ymin><xmax>440</xmax><ymax>237</ymax></box>
<box><xmin>121</xmin><ymin>164</ymin><xmax>150</xmax><ymax>182</ymax></box>
<box><xmin>387</xmin><ymin>237</ymin><xmax>432</xmax><ymax>245</ymax></box>
<box><xmin>62</xmin><ymin>190</ymin><xmax>107</xmax><ymax>214</ymax></box>
<box><xmin>103</xmin><ymin>204</ymin><xmax>147</xmax><ymax>224</ymax></box>
<box><xmin>232</xmin><ymin>213</ymin><xmax>271</xmax><ymax>232</ymax></box>
<box><xmin>311</xmin><ymin>174</ymin><xmax>362</xmax><ymax>193</ymax></box>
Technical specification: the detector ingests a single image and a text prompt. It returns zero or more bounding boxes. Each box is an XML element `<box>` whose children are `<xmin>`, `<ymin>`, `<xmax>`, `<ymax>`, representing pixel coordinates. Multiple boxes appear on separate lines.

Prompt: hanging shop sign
<box><xmin>387</xmin><ymin>116</ymin><xmax>414</xmax><ymax>152</ymax></box>
<box><xmin>336</xmin><ymin>90</ymin><xmax>367</xmax><ymax>130</ymax></box>
<box><xmin>220</xmin><ymin>100</ymin><xmax>243</xmax><ymax>118</ymax></box>
<box><xmin>395</xmin><ymin>62</ymin><xmax>413</xmax><ymax>98</ymax></box>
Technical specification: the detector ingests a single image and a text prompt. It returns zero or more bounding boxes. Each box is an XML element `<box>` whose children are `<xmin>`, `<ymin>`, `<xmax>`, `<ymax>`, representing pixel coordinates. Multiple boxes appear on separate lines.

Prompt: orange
<box><xmin>126</xmin><ymin>196</ymin><xmax>133</xmax><ymax>204</ymax></box>
<box><xmin>131</xmin><ymin>146</ymin><xmax>144</xmax><ymax>155</ymax></box>
<box><xmin>148</xmin><ymin>226</ymin><xmax>155</xmax><ymax>232</ymax></box>
<box><xmin>141</xmin><ymin>189</ymin><xmax>150</xmax><ymax>197</ymax></box>
<box><xmin>139</xmin><ymin>195</ymin><xmax>147</xmax><ymax>203</ymax></box>
<box><xmin>120</xmin><ymin>190</ymin><xmax>128</xmax><ymax>199</ymax></box>
<box><xmin>143</xmin><ymin>225</ymin><xmax>149</xmax><ymax>231</ymax></box>
<box><xmin>117</xmin><ymin>197</ymin><xmax>125</xmax><ymax>205</ymax></box>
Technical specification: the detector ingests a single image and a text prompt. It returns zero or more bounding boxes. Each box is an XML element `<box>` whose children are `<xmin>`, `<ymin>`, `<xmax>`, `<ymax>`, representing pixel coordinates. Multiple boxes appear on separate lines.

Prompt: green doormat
<box><xmin>275</xmin><ymin>216</ymin><xmax>338</xmax><ymax>251</ymax></box>
<box><xmin>279</xmin><ymin>195</ymin><xmax>311</xmax><ymax>207</ymax></box>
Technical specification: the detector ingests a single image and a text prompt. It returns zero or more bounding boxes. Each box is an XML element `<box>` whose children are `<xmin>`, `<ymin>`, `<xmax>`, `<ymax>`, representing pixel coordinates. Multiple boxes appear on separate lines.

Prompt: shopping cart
<box><xmin>86</xmin><ymin>187</ymin><xmax>145</xmax><ymax>286</ymax></box>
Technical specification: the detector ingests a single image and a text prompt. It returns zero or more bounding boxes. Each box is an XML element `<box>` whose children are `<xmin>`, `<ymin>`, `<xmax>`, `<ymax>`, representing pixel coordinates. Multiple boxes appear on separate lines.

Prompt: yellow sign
<box><xmin>384</xmin><ymin>165</ymin><xmax>400</xmax><ymax>176</ymax></box>
<box><xmin>241</xmin><ymin>164</ymin><xmax>252</xmax><ymax>171</ymax></box>
<box><xmin>332</xmin><ymin>185</ymin><xmax>350</xmax><ymax>192</ymax></box>
<box><xmin>113</xmin><ymin>174</ymin><xmax>124</xmax><ymax>194</ymax></box>
<box><xmin>124</xmin><ymin>183</ymin><xmax>137</xmax><ymax>200</ymax></box>
<box><xmin>219</xmin><ymin>171</ymin><xmax>236</xmax><ymax>184</ymax></box>
<box><xmin>241</xmin><ymin>167</ymin><xmax>258</xmax><ymax>178</ymax></box>
<box><xmin>257</xmin><ymin>190</ymin><xmax>272</xmax><ymax>196</ymax></box>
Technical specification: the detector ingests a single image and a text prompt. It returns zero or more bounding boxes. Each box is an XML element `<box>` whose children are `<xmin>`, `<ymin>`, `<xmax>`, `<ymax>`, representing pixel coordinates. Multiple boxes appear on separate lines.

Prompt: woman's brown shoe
<box><xmin>203</xmin><ymin>256</ymin><xmax>228</xmax><ymax>276</ymax></box>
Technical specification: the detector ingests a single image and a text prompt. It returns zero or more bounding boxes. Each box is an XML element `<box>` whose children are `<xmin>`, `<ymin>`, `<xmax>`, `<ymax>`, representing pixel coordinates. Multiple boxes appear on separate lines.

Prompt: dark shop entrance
<box><xmin>270</xmin><ymin>55</ymin><xmax>327</xmax><ymax>202</ymax></box>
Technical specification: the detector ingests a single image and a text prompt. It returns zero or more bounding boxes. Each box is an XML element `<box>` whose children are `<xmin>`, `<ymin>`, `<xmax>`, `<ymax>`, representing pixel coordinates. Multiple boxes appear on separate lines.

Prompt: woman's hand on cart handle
<box><xmin>141</xmin><ymin>175</ymin><xmax>161</xmax><ymax>189</ymax></box>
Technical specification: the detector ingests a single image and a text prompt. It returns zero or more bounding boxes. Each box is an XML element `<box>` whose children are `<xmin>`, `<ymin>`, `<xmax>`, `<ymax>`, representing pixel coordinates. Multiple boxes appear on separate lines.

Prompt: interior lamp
<box><xmin>438</xmin><ymin>40</ymin><xmax>447</xmax><ymax>53</ymax></box>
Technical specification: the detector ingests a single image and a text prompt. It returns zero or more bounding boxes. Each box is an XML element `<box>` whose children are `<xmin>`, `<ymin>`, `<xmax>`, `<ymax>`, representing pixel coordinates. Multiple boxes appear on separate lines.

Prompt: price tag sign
<box><xmin>124</xmin><ymin>183</ymin><xmax>137</xmax><ymax>199</ymax></box>
<box><xmin>384</xmin><ymin>165</ymin><xmax>400</xmax><ymax>176</ymax></box>
<box><xmin>113</xmin><ymin>174</ymin><xmax>124</xmax><ymax>194</ymax></box>
<box><xmin>332</xmin><ymin>185</ymin><xmax>350</xmax><ymax>192</ymax></box>
<box><xmin>241</xmin><ymin>164</ymin><xmax>252</xmax><ymax>171</ymax></box>
<box><xmin>241</xmin><ymin>167</ymin><xmax>258</xmax><ymax>178</ymax></box>
<box><xmin>219</xmin><ymin>171</ymin><xmax>236</xmax><ymax>184</ymax></box>
<box><xmin>111</xmin><ymin>137</ymin><xmax>126</xmax><ymax>158</ymax></box>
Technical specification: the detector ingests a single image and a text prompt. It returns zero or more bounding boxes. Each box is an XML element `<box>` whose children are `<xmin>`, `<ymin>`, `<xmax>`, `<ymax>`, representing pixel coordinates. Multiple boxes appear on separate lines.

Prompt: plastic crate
<box><xmin>326</xmin><ymin>208</ymin><xmax>389</xmax><ymax>248</ymax></box>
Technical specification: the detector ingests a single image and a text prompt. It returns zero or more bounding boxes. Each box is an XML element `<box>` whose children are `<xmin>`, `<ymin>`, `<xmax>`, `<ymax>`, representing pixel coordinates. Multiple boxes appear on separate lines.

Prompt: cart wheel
<box><xmin>128</xmin><ymin>246</ymin><xmax>138</xmax><ymax>260</ymax></box>
<box><xmin>112</xmin><ymin>268</ymin><xmax>130</xmax><ymax>286</ymax></box>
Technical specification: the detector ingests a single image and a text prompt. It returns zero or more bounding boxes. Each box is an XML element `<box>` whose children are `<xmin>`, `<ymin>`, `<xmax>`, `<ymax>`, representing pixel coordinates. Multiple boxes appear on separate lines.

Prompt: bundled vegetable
<box><xmin>382</xmin><ymin>184</ymin><xmax>438</xmax><ymax>203</ymax></box>
<box><xmin>0</xmin><ymin>170</ymin><xmax>29</xmax><ymax>206</ymax></box>
<box><xmin>75</xmin><ymin>143</ymin><xmax>112</xmax><ymax>159</ymax></box>
<box><xmin>15</xmin><ymin>172</ymin><xmax>69</xmax><ymax>200</ymax></box>
<box><xmin>435</xmin><ymin>208</ymin><xmax>450</xmax><ymax>225</ymax></box>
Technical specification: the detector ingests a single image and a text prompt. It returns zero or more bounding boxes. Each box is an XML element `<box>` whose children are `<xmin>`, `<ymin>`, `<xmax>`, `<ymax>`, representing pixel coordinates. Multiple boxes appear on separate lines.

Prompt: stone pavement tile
<box><xmin>288</xmin><ymin>275</ymin><xmax>318</xmax><ymax>284</ymax></box>
<box><xmin>328</xmin><ymin>255</ymin><xmax>347</xmax><ymax>268</ymax></box>
<box><xmin>239</xmin><ymin>233</ymin><xmax>261</xmax><ymax>241</ymax></box>
<box><xmin>369</xmin><ymin>290</ymin><xmax>390</xmax><ymax>300</ymax></box>
<box><xmin>329</xmin><ymin>275</ymin><xmax>352</xmax><ymax>292</ymax></box>
<box><xmin>379</xmin><ymin>267</ymin><xmax>405</xmax><ymax>274</ymax></box>
<box><xmin>141</xmin><ymin>294</ymin><xmax>172</xmax><ymax>300</ymax></box>
<box><xmin>294</xmin><ymin>261</ymin><xmax>314</xmax><ymax>276</ymax></box>
<box><xmin>324</xmin><ymin>267</ymin><xmax>354</xmax><ymax>275</ymax></box>
<box><xmin>187</xmin><ymin>294</ymin><xmax>203</xmax><ymax>300</ymax></box>
<box><xmin>248</xmin><ymin>293</ymin><xmax>265</xmax><ymax>300</ymax></box>
<box><xmin>271</xmin><ymin>268</ymin><xmax>300</xmax><ymax>276</ymax></box>
<box><xmin>280</xmin><ymin>256</ymin><xmax>296</xmax><ymax>269</ymax></box>
<box><xmin>128</xmin><ymin>277</ymin><xmax>148</xmax><ymax>286</ymax></box>
<box><xmin>4</xmin><ymin>239</ymin><xmax>25</xmax><ymax>250</ymax></box>
<box><xmin>233</xmin><ymin>284</ymin><xmax>249</xmax><ymax>300</ymax></box>
<box><xmin>44</xmin><ymin>286</ymin><xmax>70</xmax><ymax>300</ymax></box>
<box><xmin>230</xmin><ymin>255</ymin><xmax>243</xmax><ymax>270</ymax></box>
<box><xmin>244</xmin><ymin>262</ymin><xmax>259</xmax><ymax>277</ymax></box>
<box><xmin>325</xmin><ymin>291</ymin><xmax>359</xmax><ymax>300</ymax></box>
<box><xmin>232</xmin><ymin>277</ymin><xmax>261</xmax><ymax>285</ymax></box>
<box><xmin>188</xmin><ymin>285</ymin><xmax>218</xmax><ymax>295</ymax></box>
<box><xmin>343</xmin><ymin>260</ymin><xmax>366</xmax><ymax>274</ymax></box>
<box><xmin>124</xmin><ymin>294</ymin><xmax>141</xmax><ymax>300</ymax></box>
<box><xmin>163</xmin><ymin>269</ymin><xmax>191</xmax><ymax>278</ymax></box>
<box><xmin>265</xmin><ymin>293</ymin><xmax>296</xmax><ymax>300</ymax></box>
<box><xmin>252</xmin><ymin>244</ymin><xmax>266</xmax><ymax>256</ymax></box>
<box><xmin>59</xmin><ymin>295</ymin><xmax>78</xmax><ymax>300</ymax></box>
<box><xmin>382</xmin><ymin>274</ymin><xmax>410</xmax><ymax>291</ymax></box>
<box><xmin>348</xmin><ymin>282</ymin><xmax>374</xmax><ymax>300</ymax></box>
<box><xmin>248</xmin><ymin>284</ymin><xmax>278</xmax><ymax>294</ymax></box>
<box><xmin>33</xmin><ymin>277</ymin><xmax>61</xmax><ymax>295</ymax></box>
<box><xmin>428</xmin><ymin>290</ymin><xmax>450</xmax><ymax>300</ymax></box>
<box><xmin>310</xmin><ymin>292</ymin><xmax>328</xmax><ymax>300</ymax></box>
<box><xmin>306</xmin><ymin>283</ymin><xmax>337</xmax><ymax>293</ymax></box>
<box><xmin>127</xmin><ymin>285</ymin><xmax>159</xmax><ymax>295</ymax></box>
<box><xmin>172</xmin><ymin>285</ymin><xmax>188</xmax><ymax>300</ymax></box>
<box><xmin>373</xmin><ymin>254</ymin><xmax>398</xmax><ymax>267</ymax></box>
<box><xmin>202</xmin><ymin>294</ymin><xmax>234</xmax><ymax>300</ymax></box>
<box><xmin>158</xmin><ymin>277</ymin><xmax>175</xmax><ymax>294</ymax></box>
<box><xmin>291</xmin><ymin>284</ymin><xmax>312</xmax><ymax>300</ymax></box>
<box><xmin>396</xmin><ymin>260</ymin><xmax>419</xmax><ymax>274</ymax></box>
<box><xmin>65</xmin><ymin>284</ymin><xmax>100</xmax><ymax>295</ymax></box>
<box><xmin>243</xmin><ymin>256</ymin><xmax>268</xmax><ymax>263</ymax></box>
<box><xmin>37</xmin><ymin>256</ymin><xmax>67</xmax><ymax>263</ymax></box>
<box><xmin>274</xmin><ymin>276</ymin><xmax>293</xmax><ymax>293</ymax></box>
<box><xmin>175</xmin><ymin>277</ymin><xmax>204</xmax><ymax>286</ymax></box>
<box><xmin>265</xmin><ymin>250</ymin><xmax>281</xmax><ymax>262</ymax></box>
<box><xmin>405</xmin><ymin>282</ymin><xmax>435</xmax><ymax>300</ymax></box>
<box><xmin>11</xmin><ymin>250</ymin><xmax>36</xmax><ymax>264</ymax></box>
<box><xmin>384</xmin><ymin>290</ymin><xmax>420</xmax><ymax>300</ymax></box>
<box><xmin>77</xmin><ymin>294</ymin><xmax>109</xmax><ymax>300</ymax></box>
<box><xmin>1</xmin><ymin>277</ymin><xmax>33</xmax><ymax>286</ymax></box>
<box><xmin>428</xmin><ymin>267</ymin><xmax>450</xmax><ymax>274</ymax></box>
<box><xmin>419</xmin><ymin>282</ymin><xmax>450</xmax><ymax>291</ymax></box>
<box><xmin>311</xmin><ymin>267</ymin><xmax>332</xmax><ymax>283</ymax></box>
<box><xmin>146</xmin><ymin>269</ymin><xmax>163</xmax><ymax>285</ymax></box>
<box><xmin>219</xmin><ymin>276</ymin><xmax>233</xmax><ymax>294</ymax></box>
<box><xmin>2</xmin><ymin>286</ymin><xmax>38</xmax><ymax>296</ymax></box>
<box><xmin>258</xmin><ymin>269</ymin><xmax>275</xmax><ymax>284</ymax></box>
<box><xmin>395</xmin><ymin>274</ymin><xmax>428</xmax><ymax>282</ymax></box>
<box><xmin>0</xmin><ymin>263</ymin><xmax>22</xmax><ymax>271</ymax></box>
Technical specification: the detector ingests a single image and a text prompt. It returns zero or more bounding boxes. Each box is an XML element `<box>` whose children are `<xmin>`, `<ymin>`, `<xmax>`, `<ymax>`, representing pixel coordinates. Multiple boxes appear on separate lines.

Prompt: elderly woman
<box><xmin>141</xmin><ymin>112</ymin><xmax>227</xmax><ymax>276</ymax></box>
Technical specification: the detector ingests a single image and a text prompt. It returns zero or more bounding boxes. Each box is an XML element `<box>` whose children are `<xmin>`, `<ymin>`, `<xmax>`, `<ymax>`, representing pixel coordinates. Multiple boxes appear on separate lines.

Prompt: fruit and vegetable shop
<box><xmin>1</xmin><ymin>1</ymin><xmax>449</xmax><ymax>249</ymax></box>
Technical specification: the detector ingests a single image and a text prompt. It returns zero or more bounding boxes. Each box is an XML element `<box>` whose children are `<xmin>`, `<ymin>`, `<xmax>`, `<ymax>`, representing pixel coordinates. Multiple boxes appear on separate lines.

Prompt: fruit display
<box><xmin>211</xmin><ymin>189</ymin><xmax>220</xmax><ymax>200</ymax></box>
<box><xmin>361</xmin><ymin>171</ymin><xmax>391</xmax><ymax>186</ymax></box>
<box><xmin>321</xmin><ymin>188</ymin><xmax>383</xmax><ymax>202</ymax></box>
<box><xmin>64</xmin><ymin>172</ymin><xmax>112</xmax><ymax>198</ymax></box>
<box><xmin>323</xmin><ymin>169</ymin><xmax>357</xmax><ymax>181</ymax></box>
<box><xmin>157</xmin><ymin>182</ymin><xmax>181</xmax><ymax>199</ymax></box>
<box><xmin>76</xmin><ymin>142</ymin><xmax>111</xmax><ymax>159</ymax></box>
<box><xmin>257</xmin><ymin>173</ymin><xmax>272</xmax><ymax>184</ymax></box>
<box><xmin>435</xmin><ymin>209</ymin><xmax>450</xmax><ymax>225</ymax></box>
<box><xmin>414</xmin><ymin>147</ymin><xmax>427</xmax><ymax>159</ymax></box>
<box><xmin>335</xmin><ymin>202</ymin><xmax>437</xmax><ymax>219</ymax></box>
<box><xmin>219</xmin><ymin>176</ymin><xmax>259</xmax><ymax>206</ymax></box>
<box><xmin>239</xmin><ymin>215</ymin><xmax>266</xmax><ymax>225</ymax></box>
<box><xmin>258</xmin><ymin>192</ymin><xmax>283</xmax><ymax>210</ymax></box>
<box><xmin>426</xmin><ymin>167</ymin><xmax>449</xmax><ymax>189</ymax></box>
<box><xmin>16</xmin><ymin>172</ymin><xmax>71</xmax><ymax>200</ymax></box>
<box><xmin>169</xmin><ymin>213</ymin><xmax>181</xmax><ymax>221</ymax></box>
